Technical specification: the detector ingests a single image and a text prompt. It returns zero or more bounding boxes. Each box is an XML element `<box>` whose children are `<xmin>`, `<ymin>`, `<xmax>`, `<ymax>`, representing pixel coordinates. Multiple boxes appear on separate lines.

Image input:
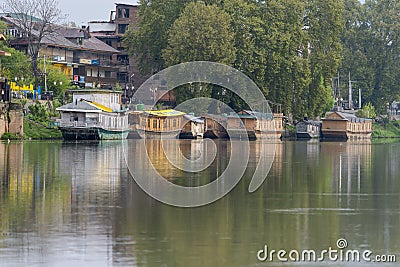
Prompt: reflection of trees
<box><xmin>113</xmin><ymin>140</ymin><xmax>400</xmax><ymax>266</ymax></box>
<box><xmin>0</xmin><ymin>141</ymin><xmax>124</xmax><ymax>259</ymax></box>
<box><xmin>1</xmin><ymin>140</ymin><xmax>399</xmax><ymax>266</ymax></box>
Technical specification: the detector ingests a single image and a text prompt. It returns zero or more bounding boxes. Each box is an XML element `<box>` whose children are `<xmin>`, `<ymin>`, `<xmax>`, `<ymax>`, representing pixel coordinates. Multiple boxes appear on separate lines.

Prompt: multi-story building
<box><xmin>0</xmin><ymin>13</ymin><xmax>120</xmax><ymax>89</ymax></box>
<box><xmin>88</xmin><ymin>2</ymin><xmax>146</xmax><ymax>103</ymax></box>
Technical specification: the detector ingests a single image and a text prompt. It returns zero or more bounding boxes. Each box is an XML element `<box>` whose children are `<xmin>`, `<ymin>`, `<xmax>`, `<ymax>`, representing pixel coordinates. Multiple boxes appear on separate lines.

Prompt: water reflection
<box><xmin>0</xmin><ymin>140</ymin><xmax>399</xmax><ymax>266</ymax></box>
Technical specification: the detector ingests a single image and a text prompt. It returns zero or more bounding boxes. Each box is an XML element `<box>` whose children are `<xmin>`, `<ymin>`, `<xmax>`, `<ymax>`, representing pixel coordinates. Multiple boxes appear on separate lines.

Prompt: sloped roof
<box><xmin>229</xmin><ymin>110</ymin><xmax>274</xmax><ymax>120</ymax></box>
<box><xmin>323</xmin><ymin>111</ymin><xmax>372</xmax><ymax>123</ymax></box>
<box><xmin>56</xmin><ymin>101</ymin><xmax>102</xmax><ymax>112</ymax></box>
<box><xmin>82</xmin><ymin>36</ymin><xmax>119</xmax><ymax>53</ymax></box>
<box><xmin>1</xmin><ymin>15</ymin><xmax>119</xmax><ymax>54</ymax></box>
<box><xmin>183</xmin><ymin>114</ymin><xmax>204</xmax><ymax>123</ymax></box>
<box><xmin>41</xmin><ymin>31</ymin><xmax>81</xmax><ymax>49</ymax></box>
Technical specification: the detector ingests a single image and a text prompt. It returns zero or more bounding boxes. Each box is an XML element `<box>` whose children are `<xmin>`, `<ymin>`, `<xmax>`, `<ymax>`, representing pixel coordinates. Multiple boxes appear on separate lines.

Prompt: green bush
<box><xmin>1</xmin><ymin>132</ymin><xmax>20</xmax><ymax>140</ymax></box>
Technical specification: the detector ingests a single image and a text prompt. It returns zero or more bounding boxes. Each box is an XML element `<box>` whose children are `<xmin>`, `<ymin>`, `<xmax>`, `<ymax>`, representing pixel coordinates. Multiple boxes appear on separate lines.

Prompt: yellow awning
<box><xmin>81</xmin><ymin>99</ymin><xmax>113</xmax><ymax>113</ymax></box>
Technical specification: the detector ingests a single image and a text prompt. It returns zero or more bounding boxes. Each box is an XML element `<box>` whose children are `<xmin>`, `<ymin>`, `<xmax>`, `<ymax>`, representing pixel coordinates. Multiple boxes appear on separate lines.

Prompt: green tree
<box><xmin>1</xmin><ymin>0</ymin><xmax>64</xmax><ymax>83</ymax></box>
<box><xmin>360</xmin><ymin>0</ymin><xmax>400</xmax><ymax>113</ymax></box>
<box><xmin>162</xmin><ymin>2</ymin><xmax>235</xmax><ymax>104</ymax></box>
<box><xmin>356</xmin><ymin>102</ymin><xmax>376</xmax><ymax>118</ymax></box>
<box><xmin>305</xmin><ymin>0</ymin><xmax>345</xmax><ymax>117</ymax></box>
<box><xmin>260</xmin><ymin>0</ymin><xmax>311</xmax><ymax>119</ymax></box>
<box><xmin>0</xmin><ymin>41</ymin><xmax>33</xmax><ymax>84</ymax></box>
<box><xmin>123</xmin><ymin>0</ymin><xmax>191</xmax><ymax>75</ymax></box>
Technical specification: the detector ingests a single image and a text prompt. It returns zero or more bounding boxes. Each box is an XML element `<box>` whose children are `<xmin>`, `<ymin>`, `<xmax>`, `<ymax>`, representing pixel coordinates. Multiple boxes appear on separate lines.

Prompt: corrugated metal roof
<box><xmin>56</xmin><ymin>101</ymin><xmax>102</xmax><ymax>112</ymax></box>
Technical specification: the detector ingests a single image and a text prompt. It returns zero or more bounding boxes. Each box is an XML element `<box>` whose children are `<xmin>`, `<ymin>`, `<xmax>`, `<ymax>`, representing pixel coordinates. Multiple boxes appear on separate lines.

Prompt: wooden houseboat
<box><xmin>203</xmin><ymin>114</ymin><xmax>229</xmax><ymax>139</ymax></box>
<box><xmin>136</xmin><ymin>109</ymin><xmax>186</xmax><ymax>139</ymax></box>
<box><xmin>57</xmin><ymin>90</ymin><xmax>129</xmax><ymax>140</ymax></box>
<box><xmin>226</xmin><ymin>110</ymin><xmax>284</xmax><ymax>140</ymax></box>
<box><xmin>179</xmin><ymin>114</ymin><xmax>205</xmax><ymax>139</ymax></box>
<box><xmin>321</xmin><ymin>111</ymin><xmax>372</xmax><ymax>140</ymax></box>
<box><xmin>296</xmin><ymin>120</ymin><xmax>322</xmax><ymax>139</ymax></box>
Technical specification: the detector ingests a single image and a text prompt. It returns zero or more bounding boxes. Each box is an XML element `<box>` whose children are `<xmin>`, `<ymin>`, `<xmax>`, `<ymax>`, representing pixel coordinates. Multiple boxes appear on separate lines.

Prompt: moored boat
<box><xmin>56</xmin><ymin>89</ymin><xmax>129</xmax><ymax>140</ymax></box>
<box><xmin>321</xmin><ymin>111</ymin><xmax>372</xmax><ymax>140</ymax></box>
<box><xmin>136</xmin><ymin>109</ymin><xmax>186</xmax><ymax>139</ymax></box>
<box><xmin>296</xmin><ymin>120</ymin><xmax>322</xmax><ymax>139</ymax></box>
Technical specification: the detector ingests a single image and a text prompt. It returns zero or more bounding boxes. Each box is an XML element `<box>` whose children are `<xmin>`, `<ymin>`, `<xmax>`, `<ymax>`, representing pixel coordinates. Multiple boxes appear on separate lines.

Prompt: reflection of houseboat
<box><xmin>136</xmin><ymin>109</ymin><xmax>185</xmax><ymax>139</ymax></box>
<box><xmin>296</xmin><ymin>120</ymin><xmax>321</xmax><ymax>139</ymax></box>
<box><xmin>179</xmin><ymin>114</ymin><xmax>205</xmax><ymax>139</ymax></box>
<box><xmin>57</xmin><ymin>90</ymin><xmax>129</xmax><ymax>140</ymax></box>
<box><xmin>203</xmin><ymin>114</ymin><xmax>228</xmax><ymax>139</ymax></box>
<box><xmin>321</xmin><ymin>111</ymin><xmax>372</xmax><ymax>140</ymax></box>
<box><xmin>226</xmin><ymin>110</ymin><xmax>284</xmax><ymax>140</ymax></box>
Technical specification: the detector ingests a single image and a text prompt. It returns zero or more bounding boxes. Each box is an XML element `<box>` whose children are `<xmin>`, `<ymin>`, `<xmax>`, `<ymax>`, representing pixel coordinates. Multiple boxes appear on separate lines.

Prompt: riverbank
<box><xmin>23</xmin><ymin>118</ymin><xmax>62</xmax><ymax>140</ymax></box>
<box><xmin>372</xmin><ymin>121</ymin><xmax>400</xmax><ymax>138</ymax></box>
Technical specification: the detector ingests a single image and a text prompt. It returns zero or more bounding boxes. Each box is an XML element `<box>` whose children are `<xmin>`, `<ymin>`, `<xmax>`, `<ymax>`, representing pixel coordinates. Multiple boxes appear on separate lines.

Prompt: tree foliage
<box><xmin>162</xmin><ymin>2</ymin><xmax>235</xmax><ymax>104</ymax></box>
<box><xmin>123</xmin><ymin>0</ymin><xmax>191</xmax><ymax>75</ymax></box>
<box><xmin>1</xmin><ymin>0</ymin><xmax>64</xmax><ymax>79</ymax></box>
<box><xmin>124</xmin><ymin>0</ymin><xmax>400</xmax><ymax>117</ymax></box>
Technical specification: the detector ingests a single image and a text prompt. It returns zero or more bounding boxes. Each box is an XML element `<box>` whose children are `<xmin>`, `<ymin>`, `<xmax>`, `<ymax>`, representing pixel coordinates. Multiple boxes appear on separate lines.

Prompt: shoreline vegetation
<box><xmin>372</xmin><ymin>121</ymin><xmax>400</xmax><ymax>139</ymax></box>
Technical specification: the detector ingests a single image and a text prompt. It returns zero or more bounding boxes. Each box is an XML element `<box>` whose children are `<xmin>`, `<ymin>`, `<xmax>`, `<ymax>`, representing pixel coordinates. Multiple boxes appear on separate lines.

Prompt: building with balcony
<box><xmin>88</xmin><ymin>2</ymin><xmax>146</xmax><ymax>104</ymax></box>
<box><xmin>0</xmin><ymin>13</ymin><xmax>120</xmax><ymax>89</ymax></box>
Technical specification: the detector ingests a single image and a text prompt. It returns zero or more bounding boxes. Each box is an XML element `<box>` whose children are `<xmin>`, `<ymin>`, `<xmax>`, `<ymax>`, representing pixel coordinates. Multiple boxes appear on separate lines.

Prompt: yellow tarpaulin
<box><xmin>144</xmin><ymin>109</ymin><xmax>186</xmax><ymax>117</ymax></box>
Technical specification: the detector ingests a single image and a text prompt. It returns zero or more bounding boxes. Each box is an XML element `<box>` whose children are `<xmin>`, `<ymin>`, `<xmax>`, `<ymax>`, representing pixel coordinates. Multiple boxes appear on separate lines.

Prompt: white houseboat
<box><xmin>57</xmin><ymin>90</ymin><xmax>129</xmax><ymax>140</ymax></box>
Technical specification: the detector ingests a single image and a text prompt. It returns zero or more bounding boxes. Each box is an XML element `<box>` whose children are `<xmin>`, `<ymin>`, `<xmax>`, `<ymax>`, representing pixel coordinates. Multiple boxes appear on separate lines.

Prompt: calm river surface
<box><xmin>0</xmin><ymin>139</ymin><xmax>399</xmax><ymax>267</ymax></box>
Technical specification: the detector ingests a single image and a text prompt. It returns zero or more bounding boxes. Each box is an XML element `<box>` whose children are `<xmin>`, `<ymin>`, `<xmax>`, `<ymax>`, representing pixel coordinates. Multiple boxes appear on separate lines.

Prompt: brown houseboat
<box><xmin>136</xmin><ymin>109</ymin><xmax>186</xmax><ymax>139</ymax></box>
<box><xmin>321</xmin><ymin>111</ymin><xmax>372</xmax><ymax>140</ymax></box>
<box><xmin>226</xmin><ymin>110</ymin><xmax>284</xmax><ymax>140</ymax></box>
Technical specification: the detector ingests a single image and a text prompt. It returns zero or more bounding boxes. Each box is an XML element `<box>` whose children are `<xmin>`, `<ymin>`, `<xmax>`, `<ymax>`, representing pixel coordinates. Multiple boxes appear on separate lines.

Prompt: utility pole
<box><xmin>348</xmin><ymin>72</ymin><xmax>352</xmax><ymax>109</ymax></box>
<box><xmin>43</xmin><ymin>54</ymin><xmax>47</xmax><ymax>92</ymax></box>
<box><xmin>348</xmin><ymin>72</ymin><xmax>357</xmax><ymax>110</ymax></box>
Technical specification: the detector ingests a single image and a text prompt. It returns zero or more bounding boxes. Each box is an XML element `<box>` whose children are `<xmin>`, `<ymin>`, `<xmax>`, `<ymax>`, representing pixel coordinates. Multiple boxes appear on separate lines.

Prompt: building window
<box><xmin>118</xmin><ymin>24</ymin><xmax>128</xmax><ymax>34</ymax></box>
<box><xmin>118</xmin><ymin>8</ymin><xmax>130</xmax><ymax>18</ymax></box>
<box><xmin>105</xmin><ymin>71</ymin><xmax>111</xmax><ymax>78</ymax></box>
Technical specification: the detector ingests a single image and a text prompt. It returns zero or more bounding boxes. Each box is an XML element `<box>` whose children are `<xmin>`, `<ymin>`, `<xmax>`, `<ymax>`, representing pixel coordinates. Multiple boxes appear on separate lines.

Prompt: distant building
<box><xmin>88</xmin><ymin>2</ymin><xmax>145</xmax><ymax>104</ymax></box>
<box><xmin>0</xmin><ymin>13</ymin><xmax>120</xmax><ymax>89</ymax></box>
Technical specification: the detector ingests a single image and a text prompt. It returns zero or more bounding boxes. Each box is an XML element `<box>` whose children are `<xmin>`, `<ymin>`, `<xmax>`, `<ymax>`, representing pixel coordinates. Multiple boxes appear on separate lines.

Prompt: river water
<box><xmin>0</xmin><ymin>139</ymin><xmax>399</xmax><ymax>266</ymax></box>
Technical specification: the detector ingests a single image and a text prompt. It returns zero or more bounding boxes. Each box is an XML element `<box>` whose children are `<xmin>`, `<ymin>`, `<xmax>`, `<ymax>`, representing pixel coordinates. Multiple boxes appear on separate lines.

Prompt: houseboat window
<box><xmin>163</xmin><ymin>120</ymin><xmax>167</xmax><ymax>129</ymax></box>
<box><xmin>153</xmin><ymin>119</ymin><xmax>158</xmax><ymax>129</ymax></box>
<box><xmin>173</xmin><ymin>119</ymin><xmax>177</xmax><ymax>128</ymax></box>
<box><xmin>147</xmin><ymin>119</ymin><xmax>151</xmax><ymax>128</ymax></box>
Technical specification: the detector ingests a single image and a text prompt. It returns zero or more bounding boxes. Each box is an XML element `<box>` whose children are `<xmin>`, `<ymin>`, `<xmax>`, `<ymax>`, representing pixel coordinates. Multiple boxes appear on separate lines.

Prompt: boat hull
<box><xmin>59</xmin><ymin>127</ymin><xmax>129</xmax><ymax>140</ymax></box>
<box><xmin>136</xmin><ymin>129</ymin><xmax>180</xmax><ymax>139</ymax></box>
<box><xmin>296</xmin><ymin>132</ymin><xmax>320</xmax><ymax>139</ymax></box>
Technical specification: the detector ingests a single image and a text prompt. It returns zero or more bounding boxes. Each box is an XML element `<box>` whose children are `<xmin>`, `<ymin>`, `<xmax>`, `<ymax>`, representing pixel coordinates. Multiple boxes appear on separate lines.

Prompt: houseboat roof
<box><xmin>228</xmin><ymin>110</ymin><xmax>274</xmax><ymax>120</ymax></box>
<box><xmin>322</xmin><ymin>111</ymin><xmax>372</xmax><ymax>123</ymax></box>
<box><xmin>297</xmin><ymin>120</ymin><xmax>322</xmax><ymax>126</ymax></box>
<box><xmin>56</xmin><ymin>101</ymin><xmax>103</xmax><ymax>113</ymax></box>
<box><xmin>183</xmin><ymin>114</ymin><xmax>204</xmax><ymax>123</ymax></box>
<box><xmin>143</xmin><ymin>109</ymin><xmax>186</xmax><ymax>117</ymax></box>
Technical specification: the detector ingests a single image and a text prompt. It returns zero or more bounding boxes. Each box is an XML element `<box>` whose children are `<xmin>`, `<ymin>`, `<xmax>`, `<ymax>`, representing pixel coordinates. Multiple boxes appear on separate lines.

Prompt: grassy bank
<box><xmin>23</xmin><ymin>118</ymin><xmax>62</xmax><ymax>140</ymax></box>
<box><xmin>372</xmin><ymin>121</ymin><xmax>400</xmax><ymax>138</ymax></box>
